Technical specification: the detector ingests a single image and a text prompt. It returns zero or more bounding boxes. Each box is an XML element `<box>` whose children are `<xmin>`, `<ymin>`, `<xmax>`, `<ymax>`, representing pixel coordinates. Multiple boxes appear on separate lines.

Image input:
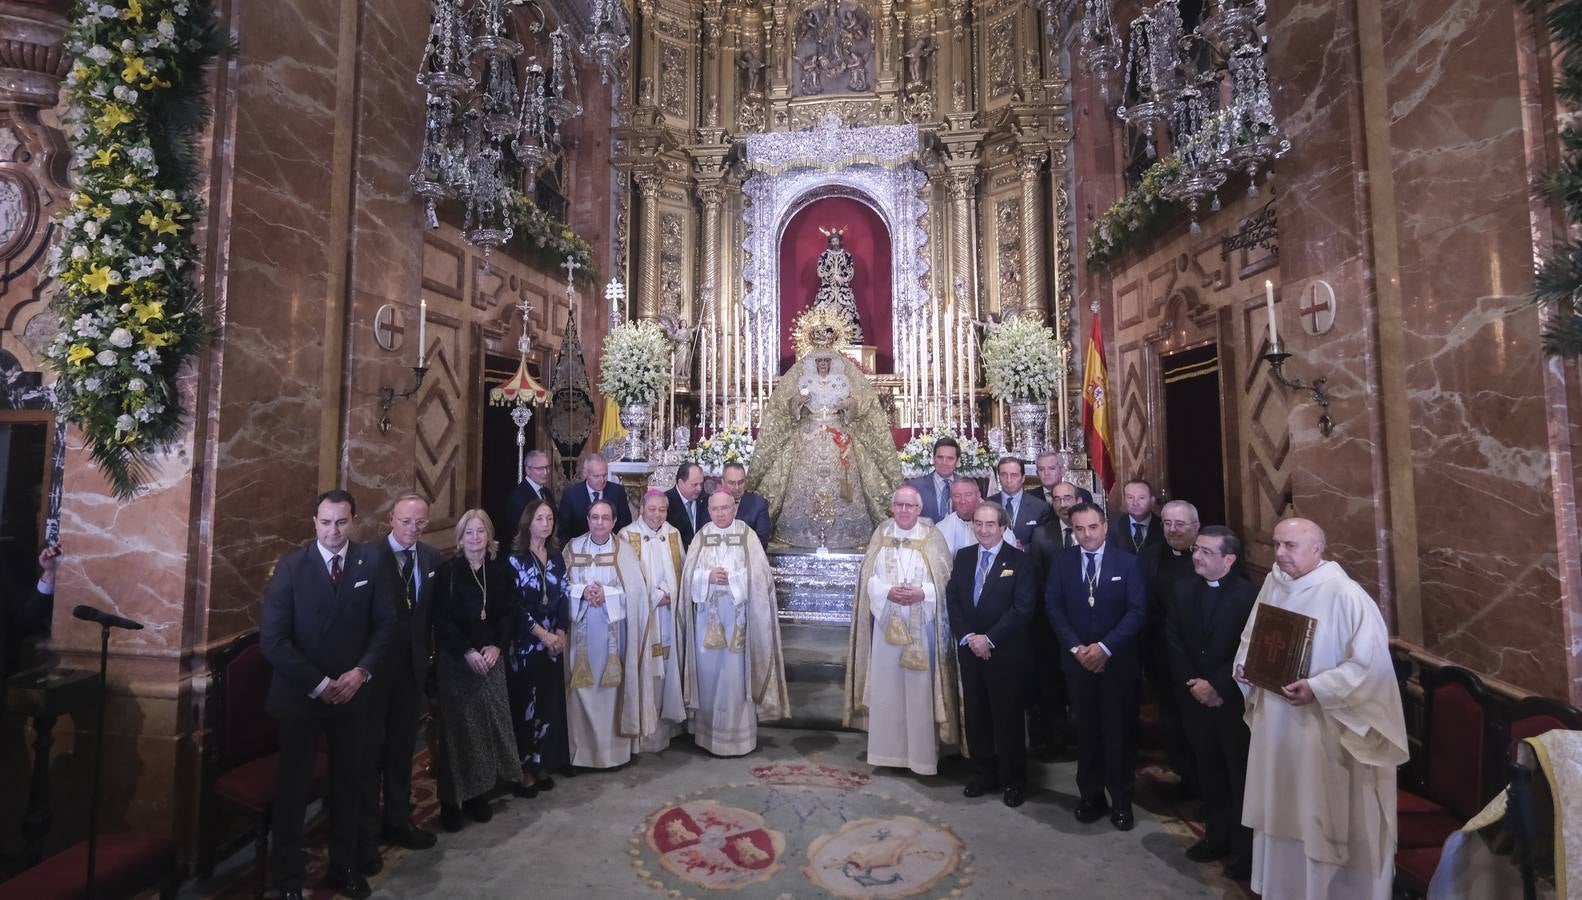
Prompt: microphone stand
<box><xmin>85</xmin><ymin>622</ymin><xmax>110</xmax><ymax>899</ymax></box>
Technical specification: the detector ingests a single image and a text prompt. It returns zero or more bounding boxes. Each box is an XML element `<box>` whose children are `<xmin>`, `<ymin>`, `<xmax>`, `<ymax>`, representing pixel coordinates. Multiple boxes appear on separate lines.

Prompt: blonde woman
<box><xmin>431</xmin><ymin>509</ymin><xmax>527</xmax><ymax>831</ymax></box>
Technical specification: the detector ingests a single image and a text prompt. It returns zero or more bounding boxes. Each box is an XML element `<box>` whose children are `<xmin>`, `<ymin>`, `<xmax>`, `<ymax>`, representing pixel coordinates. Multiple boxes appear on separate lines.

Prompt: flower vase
<box><xmin>1009</xmin><ymin>399</ymin><xmax>1048</xmax><ymax>463</ymax></box>
<box><xmin>619</xmin><ymin>402</ymin><xmax>651</xmax><ymax>461</ymax></box>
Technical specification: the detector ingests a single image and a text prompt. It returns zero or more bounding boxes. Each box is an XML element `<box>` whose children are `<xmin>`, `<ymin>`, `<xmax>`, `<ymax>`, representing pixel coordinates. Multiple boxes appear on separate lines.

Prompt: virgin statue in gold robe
<box><xmin>748</xmin><ymin>306</ymin><xmax>899</xmax><ymax>550</ymax></box>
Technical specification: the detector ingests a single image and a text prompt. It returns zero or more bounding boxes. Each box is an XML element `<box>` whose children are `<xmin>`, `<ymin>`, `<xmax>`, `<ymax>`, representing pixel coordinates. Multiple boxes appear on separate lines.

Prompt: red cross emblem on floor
<box><xmin>646</xmin><ymin>800</ymin><xmax>785</xmax><ymax>889</ymax></box>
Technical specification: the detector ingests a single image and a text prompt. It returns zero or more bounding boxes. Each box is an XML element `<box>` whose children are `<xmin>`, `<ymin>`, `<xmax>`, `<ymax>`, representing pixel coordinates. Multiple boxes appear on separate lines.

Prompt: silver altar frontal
<box><xmin>770</xmin><ymin>550</ymin><xmax>864</xmax><ymax>624</ymax></box>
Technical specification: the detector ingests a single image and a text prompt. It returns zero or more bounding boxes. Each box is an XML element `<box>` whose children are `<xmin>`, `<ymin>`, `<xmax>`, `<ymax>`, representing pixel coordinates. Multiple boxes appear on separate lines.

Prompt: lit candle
<box><xmin>417</xmin><ymin>298</ymin><xmax>427</xmax><ymax>367</ymax></box>
<box><xmin>1264</xmin><ymin>280</ymin><xmax>1278</xmax><ymax>347</ymax></box>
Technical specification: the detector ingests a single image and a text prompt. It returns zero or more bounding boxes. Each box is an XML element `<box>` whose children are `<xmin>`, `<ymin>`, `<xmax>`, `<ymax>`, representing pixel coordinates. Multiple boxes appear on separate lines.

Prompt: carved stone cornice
<box><xmin>0</xmin><ymin>0</ymin><xmax>70</xmax><ymax>110</ymax></box>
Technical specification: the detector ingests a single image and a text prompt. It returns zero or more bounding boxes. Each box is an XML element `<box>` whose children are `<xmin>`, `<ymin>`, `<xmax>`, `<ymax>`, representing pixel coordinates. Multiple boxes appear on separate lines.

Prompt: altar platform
<box><xmin>770</xmin><ymin>549</ymin><xmax>860</xmax><ymax>728</ymax></box>
<box><xmin>769</xmin><ymin>549</ymin><xmax>862</xmax><ymax>624</ymax></box>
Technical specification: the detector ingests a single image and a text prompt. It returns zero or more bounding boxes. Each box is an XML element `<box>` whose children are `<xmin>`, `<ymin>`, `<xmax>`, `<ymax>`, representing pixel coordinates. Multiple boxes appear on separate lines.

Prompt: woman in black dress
<box><xmin>432</xmin><ymin>509</ymin><xmax>526</xmax><ymax>831</ymax></box>
<box><xmin>506</xmin><ymin>497</ymin><xmax>571</xmax><ymax>788</ymax></box>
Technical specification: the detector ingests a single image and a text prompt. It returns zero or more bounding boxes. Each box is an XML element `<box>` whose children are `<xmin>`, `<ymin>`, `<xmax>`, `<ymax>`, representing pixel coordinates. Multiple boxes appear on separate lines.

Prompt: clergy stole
<box><xmin>565</xmin><ymin>534</ymin><xmax>634</xmax><ymax>768</ymax></box>
<box><xmin>872</xmin><ymin>535</ymin><xmax>933</xmax><ymax>673</ymax></box>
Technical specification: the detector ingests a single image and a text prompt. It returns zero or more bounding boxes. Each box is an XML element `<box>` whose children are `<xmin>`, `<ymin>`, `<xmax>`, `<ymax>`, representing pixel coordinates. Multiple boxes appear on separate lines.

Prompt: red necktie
<box><xmin>329</xmin><ymin>554</ymin><xmax>342</xmax><ymax>588</ymax></box>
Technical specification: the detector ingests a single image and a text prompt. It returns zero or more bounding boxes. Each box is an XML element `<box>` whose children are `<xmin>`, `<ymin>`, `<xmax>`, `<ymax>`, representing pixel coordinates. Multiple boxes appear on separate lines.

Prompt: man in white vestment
<box><xmin>563</xmin><ymin>499</ymin><xmax>638</xmax><ymax>769</ymax></box>
<box><xmin>617</xmin><ymin>490</ymin><xmax>688</xmax><ymax>753</ymax></box>
<box><xmin>1234</xmin><ymin>517</ymin><xmax>1407</xmax><ymax>900</ymax></box>
<box><xmin>678</xmin><ymin>490</ymin><xmax>789</xmax><ymax>755</ymax></box>
<box><xmin>843</xmin><ymin>485</ymin><xmax>961</xmax><ymax>775</ymax></box>
<box><xmin>936</xmin><ymin>478</ymin><xmax>982</xmax><ymax>554</ymax></box>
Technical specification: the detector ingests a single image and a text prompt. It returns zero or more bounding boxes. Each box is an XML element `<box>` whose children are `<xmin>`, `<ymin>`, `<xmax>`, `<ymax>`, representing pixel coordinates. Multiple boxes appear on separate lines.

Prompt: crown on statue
<box><xmin>791</xmin><ymin>304</ymin><xmax>857</xmax><ymax>359</ymax></box>
<box><xmin>817</xmin><ymin>225</ymin><xmax>847</xmax><ymax>238</ymax></box>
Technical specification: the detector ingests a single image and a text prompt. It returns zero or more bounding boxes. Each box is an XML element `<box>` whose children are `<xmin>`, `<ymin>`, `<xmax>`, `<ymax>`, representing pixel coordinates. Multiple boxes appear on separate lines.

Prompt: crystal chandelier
<box><xmin>1223</xmin><ymin>41</ymin><xmax>1289</xmax><ymax>193</ymax></box>
<box><xmin>1159</xmin><ymin>74</ymin><xmax>1230</xmax><ymax>232</ymax></box>
<box><xmin>578</xmin><ymin>0</ymin><xmax>629</xmax><ymax>85</ymax></box>
<box><xmin>1116</xmin><ymin>0</ymin><xmax>1187</xmax><ymax>151</ymax></box>
<box><xmin>409</xmin><ymin>0</ymin><xmax>591</xmax><ymax>259</ymax></box>
<box><xmin>1196</xmin><ymin>0</ymin><xmax>1265</xmax><ymax>56</ymax></box>
<box><xmin>1079</xmin><ymin>0</ymin><xmax>1122</xmax><ymax>96</ymax></box>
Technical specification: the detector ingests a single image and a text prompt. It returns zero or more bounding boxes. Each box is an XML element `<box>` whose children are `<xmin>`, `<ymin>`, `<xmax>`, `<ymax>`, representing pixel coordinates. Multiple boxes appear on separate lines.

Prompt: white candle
<box><xmin>1265</xmin><ymin>280</ymin><xmax>1278</xmax><ymax>347</ymax></box>
<box><xmin>417</xmin><ymin>298</ymin><xmax>427</xmax><ymax>367</ymax></box>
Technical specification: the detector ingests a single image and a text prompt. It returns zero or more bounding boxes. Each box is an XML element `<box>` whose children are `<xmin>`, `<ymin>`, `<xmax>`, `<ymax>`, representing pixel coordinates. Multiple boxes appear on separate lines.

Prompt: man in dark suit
<box><xmin>1</xmin><ymin>544</ymin><xmax>62</xmax><ymax>715</ymax></box>
<box><xmin>1045</xmin><ymin>501</ymin><xmax>1147</xmax><ymax>831</ymax></box>
<box><xmin>1166</xmin><ymin>525</ymin><xmax>1256</xmax><ymax>879</ymax></box>
<box><xmin>1024</xmin><ymin>450</ymin><xmax>1093</xmax><ymax>510</ymax></box>
<box><xmin>557</xmin><ymin>453</ymin><xmax>633</xmax><ymax>544</ymax></box>
<box><xmin>1107</xmin><ymin>479</ymin><xmax>1163</xmax><ymax>554</ymax></box>
<box><xmin>665</xmin><ymin>462</ymin><xmax>708</xmax><ymax>548</ymax></box>
<box><xmin>504</xmin><ymin>449</ymin><xmax>555</xmax><ymax>542</ymax></box>
<box><xmin>946</xmin><ymin>500</ymin><xmax>1037</xmax><ymax>808</ymax></box>
<box><xmin>902</xmin><ymin>436</ymin><xmax>960</xmax><ymax>524</ymax></box>
<box><xmin>986</xmin><ymin>456</ymin><xmax>1048</xmax><ymax>549</ymax></box>
<box><xmin>1023</xmin><ymin>480</ymin><xmax>1088</xmax><ymax>758</ymax></box>
<box><xmin>721</xmin><ymin>462</ymin><xmax>773</xmax><ymax>548</ymax></box>
<box><xmin>261</xmin><ymin>489</ymin><xmax>397</xmax><ymax>900</ymax></box>
<box><xmin>1137</xmin><ymin>498</ymin><xmax>1202</xmax><ymax>796</ymax></box>
<box><xmin>360</xmin><ymin>494</ymin><xmax>441</xmax><ymax>867</ymax></box>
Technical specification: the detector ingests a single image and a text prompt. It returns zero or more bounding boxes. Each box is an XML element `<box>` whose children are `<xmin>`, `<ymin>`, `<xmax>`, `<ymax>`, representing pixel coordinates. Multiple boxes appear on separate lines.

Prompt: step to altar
<box><xmin>769</xmin><ymin>550</ymin><xmax>859</xmax><ymax>729</ymax></box>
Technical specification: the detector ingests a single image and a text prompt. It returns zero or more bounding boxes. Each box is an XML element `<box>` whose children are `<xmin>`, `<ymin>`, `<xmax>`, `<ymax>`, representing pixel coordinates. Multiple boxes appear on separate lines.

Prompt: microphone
<box><xmin>73</xmin><ymin>605</ymin><xmax>145</xmax><ymax>631</ymax></box>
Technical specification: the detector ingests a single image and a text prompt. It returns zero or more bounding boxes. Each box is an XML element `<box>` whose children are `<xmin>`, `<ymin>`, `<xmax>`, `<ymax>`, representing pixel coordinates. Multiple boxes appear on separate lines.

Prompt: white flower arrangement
<box><xmin>46</xmin><ymin>0</ymin><xmax>222</xmax><ymax>497</ymax></box>
<box><xmin>981</xmin><ymin>316</ymin><xmax>1062</xmax><ymax>402</ymax></box>
<box><xmin>897</xmin><ymin>428</ymin><xmax>996</xmax><ymax>478</ymax></box>
<box><xmin>597</xmin><ymin>320</ymin><xmax>671</xmax><ymax>406</ymax></box>
<box><xmin>685</xmin><ymin>424</ymin><xmax>755</xmax><ymax>476</ymax></box>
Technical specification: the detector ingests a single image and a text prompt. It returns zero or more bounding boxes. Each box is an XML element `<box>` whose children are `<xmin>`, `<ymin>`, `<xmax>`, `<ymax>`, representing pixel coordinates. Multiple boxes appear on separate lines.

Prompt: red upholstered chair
<box><xmin>1395</xmin><ymin>666</ymin><xmax>1501</xmax><ymax>893</ymax></box>
<box><xmin>1506</xmin><ymin>695</ymin><xmax>1582</xmax><ymax>755</ymax></box>
<box><xmin>195</xmin><ymin>633</ymin><xmax>328</xmax><ymax>888</ymax></box>
<box><xmin>0</xmin><ymin>832</ymin><xmax>179</xmax><ymax>899</ymax></box>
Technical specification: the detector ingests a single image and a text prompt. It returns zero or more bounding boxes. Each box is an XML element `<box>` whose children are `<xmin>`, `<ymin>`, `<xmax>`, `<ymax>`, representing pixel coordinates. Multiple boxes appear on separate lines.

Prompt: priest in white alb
<box><xmin>1234</xmin><ymin>517</ymin><xmax>1407</xmax><ymax>900</ymax></box>
<box><xmin>678</xmin><ymin>489</ymin><xmax>788</xmax><ymax>755</ymax></box>
<box><xmin>563</xmin><ymin>499</ymin><xmax>637</xmax><ymax>769</ymax></box>
<box><xmin>843</xmin><ymin>485</ymin><xmax>961</xmax><ymax>775</ymax></box>
<box><xmin>617</xmin><ymin>490</ymin><xmax>687</xmax><ymax>753</ymax></box>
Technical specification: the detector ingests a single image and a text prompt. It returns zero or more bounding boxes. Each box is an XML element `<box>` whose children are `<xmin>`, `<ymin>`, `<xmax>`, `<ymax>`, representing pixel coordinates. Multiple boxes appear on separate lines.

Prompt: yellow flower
<box><xmin>71</xmin><ymin>65</ymin><xmax>90</xmax><ymax>83</ymax></box>
<box><xmin>123</xmin><ymin>0</ymin><xmax>145</xmax><ymax>23</ymax></box>
<box><xmin>142</xmin><ymin>330</ymin><xmax>173</xmax><ymax>348</ymax></box>
<box><xmin>91</xmin><ymin>148</ymin><xmax>118</xmax><ymax>168</ymax></box>
<box><xmin>131</xmin><ymin>300</ymin><xmax>164</xmax><ymax>323</ymax></box>
<box><xmin>81</xmin><ymin>266</ymin><xmax>115</xmax><ymax>294</ymax></box>
<box><xmin>66</xmin><ymin>344</ymin><xmax>94</xmax><ymax>366</ymax></box>
<box><xmin>138</xmin><ymin>208</ymin><xmax>181</xmax><ymax>235</ymax></box>
<box><xmin>94</xmin><ymin>104</ymin><xmax>133</xmax><ymax>133</ymax></box>
<box><xmin>72</xmin><ymin>192</ymin><xmax>91</xmax><ymax>209</ymax></box>
<box><xmin>91</xmin><ymin>204</ymin><xmax>111</xmax><ymax>220</ymax></box>
<box><xmin>138</xmin><ymin>76</ymin><xmax>171</xmax><ymax>91</ymax></box>
<box><xmin>122</xmin><ymin>57</ymin><xmax>150</xmax><ymax>85</ymax></box>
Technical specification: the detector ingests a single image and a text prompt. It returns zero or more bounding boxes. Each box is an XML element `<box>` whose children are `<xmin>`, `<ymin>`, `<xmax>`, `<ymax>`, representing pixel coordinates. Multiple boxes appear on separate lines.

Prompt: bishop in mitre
<box><xmin>678</xmin><ymin>489</ymin><xmax>789</xmax><ymax>756</ymax></box>
<box><xmin>843</xmin><ymin>484</ymin><xmax>961</xmax><ymax>775</ymax></box>
<box><xmin>1234</xmin><ymin>517</ymin><xmax>1407</xmax><ymax>900</ymax></box>
<box><xmin>563</xmin><ymin>499</ymin><xmax>638</xmax><ymax>769</ymax></box>
<box><xmin>616</xmin><ymin>490</ymin><xmax>688</xmax><ymax>753</ymax></box>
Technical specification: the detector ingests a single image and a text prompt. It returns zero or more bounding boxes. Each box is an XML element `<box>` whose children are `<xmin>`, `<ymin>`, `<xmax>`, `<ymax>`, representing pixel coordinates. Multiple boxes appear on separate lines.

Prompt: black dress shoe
<box><xmin>463</xmin><ymin>796</ymin><xmax>494</xmax><ymax>823</ymax></box>
<box><xmin>440</xmin><ymin>804</ymin><xmax>466</xmax><ymax>833</ymax></box>
<box><xmin>512</xmin><ymin>782</ymin><xmax>540</xmax><ymax>799</ymax></box>
<box><xmin>381</xmin><ymin>822</ymin><xmax>438</xmax><ymax>850</ymax></box>
<box><xmin>325</xmin><ymin>865</ymin><xmax>372</xmax><ymax>900</ymax></box>
<box><xmin>356</xmin><ymin>852</ymin><xmax>383</xmax><ymax>876</ymax></box>
<box><xmin>1002</xmin><ymin>786</ymin><xmax>1026</xmax><ymax>808</ymax></box>
<box><xmin>1110</xmin><ymin>806</ymin><xmax>1135</xmax><ymax>831</ymax></box>
<box><xmin>962</xmin><ymin>777</ymin><xmax>1000</xmax><ymax>798</ymax></box>
<box><xmin>1225</xmin><ymin>856</ymin><xmax>1252</xmax><ymax>881</ymax></box>
<box><xmin>1073</xmin><ymin>798</ymin><xmax>1110</xmax><ymax>823</ymax></box>
<box><xmin>1185</xmin><ymin>840</ymin><xmax>1228</xmax><ymax>863</ymax></box>
<box><xmin>534</xmin><ymin>775</ymin><xmax>556</xmax><ymax>791</ymax></box>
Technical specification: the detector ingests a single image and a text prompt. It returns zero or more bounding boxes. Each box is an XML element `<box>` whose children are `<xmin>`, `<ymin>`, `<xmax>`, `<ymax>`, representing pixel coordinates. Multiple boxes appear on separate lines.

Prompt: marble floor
<box><xmin>189</xmin><ymin>727</ymin><xmax>1251</xmax><ymax>900</ymax></box>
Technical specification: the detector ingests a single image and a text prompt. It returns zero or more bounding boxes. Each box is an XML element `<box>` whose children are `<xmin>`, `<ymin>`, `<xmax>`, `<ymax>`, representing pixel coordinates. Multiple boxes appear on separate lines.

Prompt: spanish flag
<box><xmin>1082</xmin><ymin>311</ymin><xmax>1116</xmax><ymax>493</ymax></box>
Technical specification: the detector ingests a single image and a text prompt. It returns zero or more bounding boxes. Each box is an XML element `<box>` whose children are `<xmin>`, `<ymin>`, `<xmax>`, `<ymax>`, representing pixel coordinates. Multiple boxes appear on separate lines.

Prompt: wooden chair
<box><xmin>195</xmin><ymin>632</ymin><xmax>327</xmax><ymax>890</ymax></box>
<box><xmin>1506</xmin><ymin>695</ymin><xmax>1582</xmax><ymax>753</ymax></box>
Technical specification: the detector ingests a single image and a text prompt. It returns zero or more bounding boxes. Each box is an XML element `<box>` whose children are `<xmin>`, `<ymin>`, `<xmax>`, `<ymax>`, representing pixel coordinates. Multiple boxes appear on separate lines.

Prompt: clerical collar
<box><xmin>1169</xmin><ymin>547</ymin><xmax>1185</xmax><ymax>557</ymax></box>
<box><xmin>1207</xmin><ymin>579</ymin><xmax>1221</xmax><ymax>588</ymax></box>
<box><xmin>892</xmin><ymin>520</ymin><xmax>922</xmax><ymax>536</ymax></box>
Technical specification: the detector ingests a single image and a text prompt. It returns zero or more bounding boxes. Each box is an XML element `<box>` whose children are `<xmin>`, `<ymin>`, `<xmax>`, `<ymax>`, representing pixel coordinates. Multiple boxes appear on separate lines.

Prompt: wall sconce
<box><xmin>1263</xmin><ymin>337</ymin><xmax>1333</xmax><ymax>437</ymax></box>
<box><xmin>379</xmin><ymin>365</ymin><xmax>429</xmax><ymax>434</ymax></box>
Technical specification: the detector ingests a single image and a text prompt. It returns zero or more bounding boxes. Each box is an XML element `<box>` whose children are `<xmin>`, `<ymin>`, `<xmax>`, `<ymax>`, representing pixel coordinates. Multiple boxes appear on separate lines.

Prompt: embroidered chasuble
<box><xmin>616</xmin><ymin>519</ymin><xmax>687</xmax><ymax>752</ymax></box>
<box><xmin>843</xmin><ymin>519</ymin><xmax>961</xmax><ymax>775</ymax></box>
<box><xmin>677</xmin><ymin>521</ymin><xmax>787</xmax><ymax>756</ymax></box>
<box><xmin>564</xmin><ymin>534</ymin><xmax>638</xmax><ymax>768</ymax></box>
<box><xmin>1234</xmin><ymin>560</ymin><xmax>1408</xmax><ymax>900</ymax></box>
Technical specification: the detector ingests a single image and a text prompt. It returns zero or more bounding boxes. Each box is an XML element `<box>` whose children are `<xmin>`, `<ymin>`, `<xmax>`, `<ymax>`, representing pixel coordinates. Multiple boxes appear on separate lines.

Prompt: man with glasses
<box><xmin>1139</xmin><ymin>499</ymin><xmax>1203</xmax><ymax>796</ymax></box>
<box><xmin>1166</xmin><ymin>525</ymin><xmax>1256</xmax><ymax>879</ymax></box>
<box><xmin>506</xmin><ymin>450</ymin><xmax>556</xmax><ymax>540</ymax></box>
<box><xmin>720</xmin><ymin>461</ymin><xmax>773</xmax><ymax>549</ymax></box>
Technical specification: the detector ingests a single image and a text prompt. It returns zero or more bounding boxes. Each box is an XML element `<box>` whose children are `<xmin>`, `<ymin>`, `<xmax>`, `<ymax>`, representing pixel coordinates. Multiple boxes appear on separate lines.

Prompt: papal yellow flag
<box><xmin>598</xmin><ymin>396</ymin><xmax>628</xmax><ymax>450</ymax></box>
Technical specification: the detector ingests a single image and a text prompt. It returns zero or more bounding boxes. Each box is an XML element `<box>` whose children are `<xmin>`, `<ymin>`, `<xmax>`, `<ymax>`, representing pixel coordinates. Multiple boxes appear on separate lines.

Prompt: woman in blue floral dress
<box><xmin>506</xmin><ymin>497</ymin><xmax>571</xmax><ymax>789</ymax></box>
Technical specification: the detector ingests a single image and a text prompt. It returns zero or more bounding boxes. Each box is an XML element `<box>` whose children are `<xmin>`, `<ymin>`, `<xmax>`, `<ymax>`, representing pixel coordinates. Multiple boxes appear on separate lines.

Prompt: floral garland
<box><xmin>46</xmin><ymin>0</ymin><xmax>223</xmax><ymax>497</ymax></box>
<box><xmin>598</xmin><ymin>319</ymin><xmax>671</xmax><ymax>405</ymax></box>
<box><xmin>1084</xmin><ymin>155</ymin><xmax>1181</xmax><ymax>272</ymax></box>
<box><xmin>981</xmin><ymin>316</ymin><xmax>1062</xmax><ymax>402</ymax></box>
<box><xmin>685</xmin><ymin>424</ymin><xmax>755</xmax><ymax>476</ymax></box>
<box><xmin>504</xmin><ymin>189</ymin><xmax>596</xmax><ymax>280</ymax></box>
<box><xmin>897</xmin><ymin>428</ymin><xmax>995</xmax><ymax>479</ymax></box>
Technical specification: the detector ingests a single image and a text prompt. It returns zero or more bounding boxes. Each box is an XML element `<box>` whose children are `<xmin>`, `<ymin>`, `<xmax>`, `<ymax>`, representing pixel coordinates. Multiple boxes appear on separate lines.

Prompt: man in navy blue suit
<box><xmin>666</xmin><ymin>461</ymin><xmax>708</xmax><ymax>548</ymax></box>
<box><xmin>721</xmin><ymin>461</ymin><xmax>774</xmax><ymax>549</ymax></box>
<box><xmin>903</xmin><ymin>436</ymin><xmax>960</xmax><ymax>524</ymax></box>
<box><xmin>1044</xmin><ymin>501</ymin><xmax>1147</xmax><ymax>831</ymax></box>
<box><xmin>946</xmin><ymin>500</ymin><xmax>1037</xmax><ymax>808</ymax></box>
<box><xmin>557</xmin><ymin>453</ymin><xmax>633</xmax><ymax>544</ymax></box>
<box><xmin>262</xmin><ymin>489</ymin><xmax>397</xmax><ymax>900</ymax></box>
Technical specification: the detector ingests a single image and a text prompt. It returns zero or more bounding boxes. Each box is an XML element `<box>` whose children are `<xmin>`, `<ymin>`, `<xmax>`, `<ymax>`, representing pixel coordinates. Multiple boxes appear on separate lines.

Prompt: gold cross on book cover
<box><xmin>1242</xmin><ymin>604</ymin><xmax>1317</xmax><ymax>693</ymax></box>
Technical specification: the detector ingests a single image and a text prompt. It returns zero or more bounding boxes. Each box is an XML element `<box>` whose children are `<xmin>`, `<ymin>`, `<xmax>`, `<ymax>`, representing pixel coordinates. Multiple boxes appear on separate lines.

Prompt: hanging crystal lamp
<box><xmin>1079</xmin><ymin>0</ymin><xmax>1123</xmax><ymax>96</ymax></box>
<box><xmin>1223</xmin><ymin>42</ymin><xmax>1290</xmax><ymax>194</ymax></box>
<box><xmin>578</xmin><ymin>0</ymin><xmax>630</xmax><ymax>85</ymax></box>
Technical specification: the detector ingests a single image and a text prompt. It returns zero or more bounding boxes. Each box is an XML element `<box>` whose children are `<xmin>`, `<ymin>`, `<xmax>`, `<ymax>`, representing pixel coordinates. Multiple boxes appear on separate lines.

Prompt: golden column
<box><xmin>1019</xmin><ymin>149</ymin><xmax>1046</xmax><ymax>321</ymax></box>
<box><xmin>635</xmin><ymin>173</ymin><xmax>662</xmax><ymax>320</ymax></box>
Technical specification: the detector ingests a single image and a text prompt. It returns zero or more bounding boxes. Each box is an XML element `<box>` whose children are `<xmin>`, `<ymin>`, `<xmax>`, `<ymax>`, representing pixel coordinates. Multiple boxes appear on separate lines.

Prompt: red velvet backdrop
<box><xmin>778</xmin><ymin>196</ymin><xmax>893</xmax><ymax>373</ymax></box>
